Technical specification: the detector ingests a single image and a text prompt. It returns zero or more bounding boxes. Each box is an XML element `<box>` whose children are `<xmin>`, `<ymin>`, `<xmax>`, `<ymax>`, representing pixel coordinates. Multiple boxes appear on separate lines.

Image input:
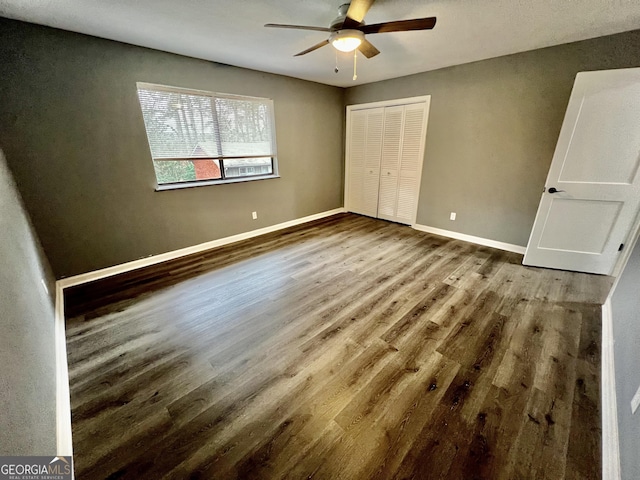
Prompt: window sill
<box><xmin>155</xmin><ymin>174</ymin><xmax>281</xmax><ymax>191</ymax></box>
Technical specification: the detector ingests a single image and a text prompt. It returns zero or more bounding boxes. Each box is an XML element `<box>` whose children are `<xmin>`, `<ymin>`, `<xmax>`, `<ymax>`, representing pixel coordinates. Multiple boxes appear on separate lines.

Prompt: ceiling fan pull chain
<box><xmin>353</xmin><ymin>50</ymin><xmax>358</xmax><ymax>81</ymax></box>
<box><xmin>335</xmin><ymin>50</ymin><xmax>339</xmax><ymax>73</ymax></box>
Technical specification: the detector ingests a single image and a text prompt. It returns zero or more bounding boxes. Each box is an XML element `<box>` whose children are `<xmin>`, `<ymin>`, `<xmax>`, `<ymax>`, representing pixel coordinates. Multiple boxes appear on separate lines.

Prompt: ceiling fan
<box><xmin>265</xmin><ymin>0</ymin><xmax>437</xmax><ymax>59</ymax></box>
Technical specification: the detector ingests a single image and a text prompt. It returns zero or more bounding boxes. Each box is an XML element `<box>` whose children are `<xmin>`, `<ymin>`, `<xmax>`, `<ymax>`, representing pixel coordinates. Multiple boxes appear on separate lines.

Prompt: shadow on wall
<box><xmin>0</xmin><ymin>149</ymin><xmax>57</xmax><ymax>455</ymax></box>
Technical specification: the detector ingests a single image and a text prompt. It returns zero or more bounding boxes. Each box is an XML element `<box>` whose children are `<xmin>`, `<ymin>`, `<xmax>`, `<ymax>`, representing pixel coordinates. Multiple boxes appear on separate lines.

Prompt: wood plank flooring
<box><xmin>64</xmin><ymin>213</ymin><xmax>612</xmax><ymax>479</ymax></box>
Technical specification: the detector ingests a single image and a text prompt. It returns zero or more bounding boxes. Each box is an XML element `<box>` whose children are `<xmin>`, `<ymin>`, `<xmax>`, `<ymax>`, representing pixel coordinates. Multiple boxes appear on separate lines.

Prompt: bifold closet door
<box><xmin>377</xmin><ymin>103</ymin><xmax>427</xmax><ymax>225</ymax></box>
<box><xmin>396</xmin><ymin>103</ymin><xmax>428</xmax><ymax>224</ymax></box>
<box><xmin>377</xmin><ymin>106</ymin><xmax>404</xmax><ymax>221</ymax></box>
<box><xmin>346</xmin><ymin>108</ymin><xmax>384</xmax><ymax>218</ymax></box>
<box><xmin>346</xmin><ymin>98</ymin><xmax>429</xmax><ymax>224</ymax></box>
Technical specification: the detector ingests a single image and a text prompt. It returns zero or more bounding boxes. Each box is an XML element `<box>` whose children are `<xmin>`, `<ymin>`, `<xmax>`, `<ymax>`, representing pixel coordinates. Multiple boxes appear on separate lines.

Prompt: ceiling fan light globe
<box><xmin>330</xmin><ymin>29</ymin><xmax>364</xmax><ymax>53</ymax></box>
<box><xmin>332</xmin><ymin>37</ymin><xmax>361</xmax><ymax>52</ymax></box>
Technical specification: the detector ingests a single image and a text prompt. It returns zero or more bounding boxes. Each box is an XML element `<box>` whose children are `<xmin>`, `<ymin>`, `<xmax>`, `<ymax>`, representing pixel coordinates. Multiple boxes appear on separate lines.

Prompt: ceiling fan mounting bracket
<box><xmin>330</xmin><ymin>3</ymin><xmax>363</xmax><ymax>31</ymax></box>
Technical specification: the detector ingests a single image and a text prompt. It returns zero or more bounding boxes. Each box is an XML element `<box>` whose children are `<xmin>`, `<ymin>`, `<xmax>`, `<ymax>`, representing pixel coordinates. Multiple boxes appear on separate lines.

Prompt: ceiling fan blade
<box><xmin>358</xmin><ymin>39</ymin><xmax>380</xmax><ymax>59</ymax></box>
<box><xmin>360</xmin><ymin>17</ymin><xmax>437</xmax><ymax>34</ymax></box>
<box><xmin>294</xmin><ymin>39</ymin><xmax>330</xmax><ymax>57</ymax></box>
<box><xmin>342</xmin><ymin>0</ymin><xmax>376</xmax><ymax>29</ymax></box>
<box><xmin>265</xmin><ymin>23</ymin><xmax>331</xmax><ymax>32</ymax></box>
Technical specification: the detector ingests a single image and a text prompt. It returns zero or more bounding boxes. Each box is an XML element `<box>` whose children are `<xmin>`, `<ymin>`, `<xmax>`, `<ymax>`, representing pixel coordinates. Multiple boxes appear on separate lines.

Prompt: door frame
<box><xmin>613</xmin><ymin>209</ymin><xmax>640</xmax><ymax>277</ymax></box>
<box><xmin>344</xmin><ymin>95</ymin><xmax>431</xmax><ymax>226</ymax></box>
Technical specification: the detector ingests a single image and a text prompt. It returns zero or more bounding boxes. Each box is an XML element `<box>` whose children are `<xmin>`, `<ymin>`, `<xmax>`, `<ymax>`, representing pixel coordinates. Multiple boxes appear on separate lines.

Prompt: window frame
<box><xmin>136</xmin><ymin>82</ymin><xmax>280</xmax><ymax>191</ymax></box>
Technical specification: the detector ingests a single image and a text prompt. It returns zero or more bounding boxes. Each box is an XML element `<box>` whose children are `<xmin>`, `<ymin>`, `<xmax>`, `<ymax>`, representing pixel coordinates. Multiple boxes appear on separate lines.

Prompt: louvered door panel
<box><xmin>377</xmin><ymin>107</ymin><xmax>403</xmax><ymax>219</ymax></box>
<box><xmin>380</xmin><ymin>107</ymin><xmax>403</xmax><ymax>171</ymax></box>
<box><xmin>400</xmin><ymin>104</ymin><xmax>426</xmax><ymax>176</ymax></box>
<box><xmin>378</xmin><ymin>171</ymin><xmax>398</xmax><ymax>217</ymax></box>
<box><xmin>364</xmin><ymin>110</ymin><xmax>384</xmax><ymax>170</ymax></box>
<box><xmin>363</xmin><ymin>172</ymin><xmax>381</xmax><ymax>216</ymax></box>
<box><xmin>396</xmin><ymin>103</ymin><xmax>427</xmax><ymax>224</ymax></box>
<box><xmin>397</xmin><ymin>176</ymin><xmax>419</xmax><ymax>221</ymax></box>
<box><xmin>349</xmin><ymin>111</ymin><xmax>366</xmax><ymax>168</ymax></box>
<box><xmin>361</xmin><ymin>109</ymin><xmax>384</xmax><ymax>217</ymax></box>
<box><xmin>346</xmin><ymin>110</ymin><xmax>367</xmax><ymax>214</ymax></box>
<box><xmin>348</xmin><ymin>171</ymin><xmax>365</xmax><ymax>213</ymax></box>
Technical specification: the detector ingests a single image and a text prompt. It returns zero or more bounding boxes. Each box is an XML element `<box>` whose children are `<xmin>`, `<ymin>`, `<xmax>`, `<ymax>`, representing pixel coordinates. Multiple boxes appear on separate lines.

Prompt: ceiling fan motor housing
<box><xmin>330</xmin><ymin>3</ymin><xmax>363</xmax><ymax>31</ymax></box>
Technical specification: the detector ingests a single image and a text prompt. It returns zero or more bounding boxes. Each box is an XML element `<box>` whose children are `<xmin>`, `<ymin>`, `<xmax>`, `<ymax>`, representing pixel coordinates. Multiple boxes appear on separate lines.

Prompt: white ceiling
<box><xmin>2</xmin><ymin>0</ymin><xmax>640</xmax><ymax>87</ymax></box>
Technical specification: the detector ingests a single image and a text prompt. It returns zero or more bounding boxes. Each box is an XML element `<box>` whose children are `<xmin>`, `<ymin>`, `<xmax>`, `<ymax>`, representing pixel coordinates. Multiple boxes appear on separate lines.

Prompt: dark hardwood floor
<box><xmin>64</xmin><ymin>213</ymin><xmax>612</xmax><ymax>479</ymax></box>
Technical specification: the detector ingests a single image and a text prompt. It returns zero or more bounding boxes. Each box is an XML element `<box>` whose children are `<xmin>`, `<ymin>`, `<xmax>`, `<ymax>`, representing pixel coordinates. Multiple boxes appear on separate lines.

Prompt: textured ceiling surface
<box><xmin>2</xmin><ymin>0</ymin><xmax>640</xmax><ymax>87</ymax></box>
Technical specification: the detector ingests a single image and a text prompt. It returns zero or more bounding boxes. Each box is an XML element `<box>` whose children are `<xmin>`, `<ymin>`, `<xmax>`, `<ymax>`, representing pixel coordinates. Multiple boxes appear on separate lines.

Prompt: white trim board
<box><xmin>53</xmin><ymin>207</ymin><xmax>346</xmax><ymax>459</ymax></box>
<box><xmin>609</xmin><ymin>221</ymin><xmax>640</xmax><ymax>295</ymax></box>
<box><xmin>599</xmin><ymin>226</ymin><xmax>639</xmax><ymax>480</ymax></box>
<box><xmin>346</xmin><ymin>95</ymin><xmax>432</xmax><ymax>111</ymax></box>
<box><xmin>54</xmin><ymin>283</ymin><xmax>73</xmax><ymax>458</ymax></box>
<box><xmin>601</xmin><ymin>299</ymin><xmax>622</xmax><ymax>480</ymax></box>
<box><xmin>58</xmin><ymin>208</ymin><xmax>346</xmax><ymax>288</ymax></box>
<box><xmin>412</xmin><ymin>224</ymin><xmax>527</xmax><ymax>254</ymax></box>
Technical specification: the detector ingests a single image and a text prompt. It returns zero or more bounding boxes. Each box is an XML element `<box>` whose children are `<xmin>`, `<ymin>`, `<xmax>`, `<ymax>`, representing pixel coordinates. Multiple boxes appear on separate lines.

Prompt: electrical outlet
<box><xmin>450</xmin><ymin>212</ymin><xmax>456</xmax><ymax>221</ymax></box>
<box><xmin>252</xmin><ymin>211</ymin><xmax>258</xmax><ymax>220</ymax></box>
<box><xmin>631</xmin><ymin>384</ymin><xmax>640</xmax><ymax>414</ymax></box>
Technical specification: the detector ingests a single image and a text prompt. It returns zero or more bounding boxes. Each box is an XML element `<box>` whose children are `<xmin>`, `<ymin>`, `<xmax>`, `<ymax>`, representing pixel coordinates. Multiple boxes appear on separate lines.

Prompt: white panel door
<box><xmin>524</xmin><ymin>68</ymin><xmax>640</xmax><ymax>275</ymax></box>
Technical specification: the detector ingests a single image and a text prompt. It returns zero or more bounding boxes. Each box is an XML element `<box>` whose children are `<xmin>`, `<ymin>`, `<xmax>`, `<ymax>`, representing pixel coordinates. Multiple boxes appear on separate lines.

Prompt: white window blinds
<box><xmin>136</xmin><ymin>84</ymin><xmax>276</xmax><ymax>161</ymax></box>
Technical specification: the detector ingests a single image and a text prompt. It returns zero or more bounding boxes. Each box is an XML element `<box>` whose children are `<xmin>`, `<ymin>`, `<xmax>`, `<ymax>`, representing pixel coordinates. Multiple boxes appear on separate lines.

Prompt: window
<box><xmin>136</xmin><ymin>83</ymin><xmax>278</xmax><ymax>189</ymax></box>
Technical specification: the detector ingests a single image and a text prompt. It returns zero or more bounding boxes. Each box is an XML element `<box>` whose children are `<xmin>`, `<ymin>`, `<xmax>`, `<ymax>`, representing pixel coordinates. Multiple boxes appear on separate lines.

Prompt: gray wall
<box><xmin>345</xmin><ymin>30</ymin><xmax>640</xmax><ymax>247</ymax></box>
<box><xmin>0</xmin><ymin>18</ymin><xmax>345</xmax><ymax>279</ymax></box>
<box><xmin>611</xmin><ymin>236</ymin><xmax>640</xmax><ymax>480</ymax></box>
<box><xmin>0</xmin><ymin>150</ymin><xmax>56</xmax><ymax>455</ymax></box>
<box><xmin>2</xmin><ymin>17</ymin><xmax>640</xmax><ymax>277</ymax></box>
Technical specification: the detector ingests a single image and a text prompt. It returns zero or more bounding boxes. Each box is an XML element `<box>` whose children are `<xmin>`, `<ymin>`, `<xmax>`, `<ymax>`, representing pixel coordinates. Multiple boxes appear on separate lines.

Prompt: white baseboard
<box><xmin>412</xmin><ymin>224</ymin><xmax>527</xmax><ymax>254</ymax></box>
<box><xmin>53</xmin><ymin>207</ymin><xmax>345</xmax><ymax>463</ymax></box>
<box><xmin>57</xmin><ymin>208</ymin><xmax>346</xmax><ymax>289</ymax></box>
<box><xmin>601</xmin><ymin>299</ymin><xmax>621</xmax><ymax>480</ymax></box>
<box><xmin>54</xmin><ymin>283</ymin><xmax>73</xmax><ymax>458</ymax></box>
